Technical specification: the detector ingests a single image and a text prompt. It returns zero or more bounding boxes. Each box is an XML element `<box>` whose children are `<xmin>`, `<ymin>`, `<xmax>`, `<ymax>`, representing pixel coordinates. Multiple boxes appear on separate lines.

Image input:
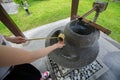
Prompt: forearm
<box><xmin>30</xmin><ymin>44</ymin><xmax>59</xmax><ymax>59</ymax></box>
<box><xmin>0</xmin><ymin>43</ymin><xmax>60</xmax><ymax>67</ymax></box>
<box><xmin>4</xmin><ymin>36</ymin><xmax>15</xmax><ymax>43</ymax></box>
<box><xmin>4</xmin><ymin>36</ymin><xmax>26</xmax><ymax>44</ymax></box>
<box><xmin>4</xmin><ymin>36</ymin><xmax>11</xmax><ymax>42</ymax></box>
<box><xmin>0</xmin><ymin>45</ymin><xmax>32</xmax><ymax>66</ymax></box>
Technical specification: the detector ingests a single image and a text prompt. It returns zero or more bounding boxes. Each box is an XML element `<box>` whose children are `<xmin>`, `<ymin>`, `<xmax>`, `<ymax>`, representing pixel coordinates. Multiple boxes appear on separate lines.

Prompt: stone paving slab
<box><xmin>1</xmin><ymin>2</ymin><xmax>19</xmax><ymax>14</ymax></box>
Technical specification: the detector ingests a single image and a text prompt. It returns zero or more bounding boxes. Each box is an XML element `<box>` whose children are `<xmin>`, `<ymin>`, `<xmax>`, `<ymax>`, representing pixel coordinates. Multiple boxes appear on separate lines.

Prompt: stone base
<box><xmin>47</xmin><ymin>57</ymin><xmax>108</xmax><ymax>80</ymax></box>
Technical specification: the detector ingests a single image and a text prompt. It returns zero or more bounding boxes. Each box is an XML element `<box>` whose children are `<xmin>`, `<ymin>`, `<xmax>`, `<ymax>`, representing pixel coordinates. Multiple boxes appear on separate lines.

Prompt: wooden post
<box><xmin>0</xmin><ymin>4</ymin><xmax>25</xmax><ymax>37</ymax></box>
<box><xmin>71</xmin><ymin>0</ymin><xmax>79</xmax><ymax>20</ymax></box>
<box><xmin>0</xmin><ymin>0</ymin><xmax>2</xmax><ymax>3</ymax></box>
<box><xmin>81</xmin><ymin>18</ymin><xmax>111</xmax><ymax>35</ymax></box>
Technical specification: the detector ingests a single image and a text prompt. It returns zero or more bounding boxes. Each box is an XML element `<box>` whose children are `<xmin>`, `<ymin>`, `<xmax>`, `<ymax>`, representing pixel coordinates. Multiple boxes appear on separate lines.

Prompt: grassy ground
<box><xmin>0</xmin><ymin>0</ymin><xmax>120</xmax><ymax>42</ymax></box>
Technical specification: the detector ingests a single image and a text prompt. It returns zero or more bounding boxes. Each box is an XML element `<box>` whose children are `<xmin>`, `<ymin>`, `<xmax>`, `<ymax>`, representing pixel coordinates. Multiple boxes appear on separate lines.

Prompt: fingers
<box><xmin>57</xmin><ymin>40</ymin><xmax>65</xmax><ymax>48</ymax></box>
<box><xmin>15</xmin><ymin>36</ymin><xmax>26</xmax><ymax>44</ymax></box>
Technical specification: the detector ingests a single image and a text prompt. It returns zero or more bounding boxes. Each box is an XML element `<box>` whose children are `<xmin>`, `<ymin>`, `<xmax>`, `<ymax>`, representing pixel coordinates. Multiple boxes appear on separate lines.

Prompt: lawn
<box><xmin>0</xmin><ymin>0</ymin><xmax>120</xmax><ymax>43</ymax></box>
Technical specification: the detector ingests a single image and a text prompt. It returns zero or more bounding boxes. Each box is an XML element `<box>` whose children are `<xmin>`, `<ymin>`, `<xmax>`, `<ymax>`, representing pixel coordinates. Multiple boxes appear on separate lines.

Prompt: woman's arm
<box><xmin>4</xmin><ymin>36</ymin><xmax>26</xmax><ymax>44</ymax></box>
<box><xmin>0</xmin><ymin>41</ymin><xmax>64</xmax><ymax>67</ymax></box>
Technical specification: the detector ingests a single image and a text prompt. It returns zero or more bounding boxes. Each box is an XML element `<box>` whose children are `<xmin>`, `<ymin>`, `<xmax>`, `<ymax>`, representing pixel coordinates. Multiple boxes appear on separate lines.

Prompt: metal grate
<box><xmin>47</xmin><ymin>57</ymin><xmax>108</xmax><ymax>80</ymax></box>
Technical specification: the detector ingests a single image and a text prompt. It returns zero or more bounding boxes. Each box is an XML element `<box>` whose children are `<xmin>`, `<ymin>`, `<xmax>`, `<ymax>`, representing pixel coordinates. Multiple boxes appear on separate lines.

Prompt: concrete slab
<box><xmin>1</xmin><ymin>2</ymin><xmax>19</xmax><ymax>14</ymax></box>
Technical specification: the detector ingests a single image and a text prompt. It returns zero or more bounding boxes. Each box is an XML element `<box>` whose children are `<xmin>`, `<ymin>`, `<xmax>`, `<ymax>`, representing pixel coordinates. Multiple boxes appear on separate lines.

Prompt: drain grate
<box><xmin>47</xmin><ymin>57</ymin><xmax>108</xmax><ymax>80</ymax></box>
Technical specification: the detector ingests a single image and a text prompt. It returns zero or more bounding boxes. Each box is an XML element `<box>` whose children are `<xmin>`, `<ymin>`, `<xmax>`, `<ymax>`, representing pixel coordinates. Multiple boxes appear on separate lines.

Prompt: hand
<box><xmin>6</xmin><ymin>36</ymin><xmax>26</xmax><ymax>44</ymax></box>
<box><xmin>54</xmin><ymin>41</ymin><xmax>65</xmax><ymax>48</ymax></box>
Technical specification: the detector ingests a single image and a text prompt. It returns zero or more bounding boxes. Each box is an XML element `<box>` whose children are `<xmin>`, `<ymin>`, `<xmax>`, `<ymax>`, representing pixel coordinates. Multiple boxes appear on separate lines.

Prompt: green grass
<box><xmin>77</xmin><ymin>1</ymin><xmax>120</xmax><ymax>43</ymax></box>
<box><xmin>0</xmin><ymin>0</ymin><xmax>120</xmax><ymax>43</ymax></box>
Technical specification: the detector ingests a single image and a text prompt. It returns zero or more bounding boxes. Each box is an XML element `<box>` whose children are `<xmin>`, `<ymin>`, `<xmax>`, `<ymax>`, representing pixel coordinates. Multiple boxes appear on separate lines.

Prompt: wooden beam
<box><xmin>0</xmin><ymin>4</ymin><xmax>25</xmax><ymax>37</ymax></box>
<box><xmin>71</xmin><ymin>0</ymin><xmax>79</xmax><ymax>20</ymax></box>
<box><xmin>81</xmin><ymin>18</ymin><xmax>111</xmax><ymax>35</ymax></box>
<box><xmin>0</xmin><ymin>0</ymin><xmax>2</xmax><ymax>3</ymax></box>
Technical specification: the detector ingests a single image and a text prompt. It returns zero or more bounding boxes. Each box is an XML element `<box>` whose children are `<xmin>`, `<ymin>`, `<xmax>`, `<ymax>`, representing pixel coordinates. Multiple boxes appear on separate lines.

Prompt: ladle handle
<box><xmin>26</xmin><ymin>37</ymin><xmax>58</xmax><ymax>41</ymax></box>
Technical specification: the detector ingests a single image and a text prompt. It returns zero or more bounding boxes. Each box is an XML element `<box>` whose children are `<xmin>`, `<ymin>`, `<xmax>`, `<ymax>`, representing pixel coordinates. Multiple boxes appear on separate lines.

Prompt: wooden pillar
<box><xmin>0</xmin><ymin>4</ymin><xmax>25</xmax><ymax>37</ymax></box>
<box><xmin>71</xmin><ymin>0</ymin><xmax>79</xmax><ymax>20</ymax></box>
<box><xmin>0</xmin><ymin>0</ymin><xmax>2</xmax><ymax>3</ymax></box>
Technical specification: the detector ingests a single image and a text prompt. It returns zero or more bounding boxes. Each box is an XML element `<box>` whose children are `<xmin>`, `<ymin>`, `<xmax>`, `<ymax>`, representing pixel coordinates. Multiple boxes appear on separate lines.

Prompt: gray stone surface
<box><xmin>1</xmin><ymin>2</ymin><xmax>19</xmax><ymax>14</ymax></box>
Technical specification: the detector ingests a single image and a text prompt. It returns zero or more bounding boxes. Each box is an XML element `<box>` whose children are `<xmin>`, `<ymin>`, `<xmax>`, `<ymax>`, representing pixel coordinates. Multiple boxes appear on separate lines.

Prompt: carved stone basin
<box><xmin>45</xmin><ymin>20</ymin><xmax>100</xmax><ymax>68</ymax></box>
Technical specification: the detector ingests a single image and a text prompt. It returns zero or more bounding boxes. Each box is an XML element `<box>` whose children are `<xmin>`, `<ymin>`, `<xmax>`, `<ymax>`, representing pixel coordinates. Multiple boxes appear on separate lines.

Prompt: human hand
<box><xmin>7</xmin><ymin>36</ymin><xmax>26</xmax><ymax>44</ymax></box>
<box><xmin>54</xmin><ymin>41</ymin><xmax>65</xmax><ymax>48</ymax></box>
